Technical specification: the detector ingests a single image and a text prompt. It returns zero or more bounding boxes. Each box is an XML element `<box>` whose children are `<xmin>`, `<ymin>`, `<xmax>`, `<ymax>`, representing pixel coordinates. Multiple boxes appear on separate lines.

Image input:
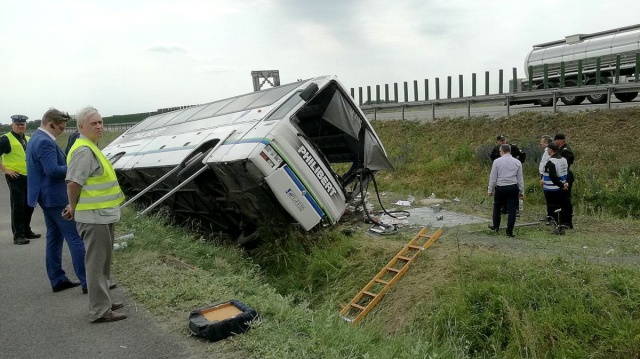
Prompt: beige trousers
<box><xmin>76</xmin><ymin>222</ymin><xmax>115</xmax><ymax>321</ymax></box>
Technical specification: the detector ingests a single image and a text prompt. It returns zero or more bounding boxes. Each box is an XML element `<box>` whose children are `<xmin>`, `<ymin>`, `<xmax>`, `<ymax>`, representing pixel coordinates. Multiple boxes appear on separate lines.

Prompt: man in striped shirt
<box><xmin>487</xmin><ymin>144</ymin><xmax>524</xmax><ymax>237</ymax></box>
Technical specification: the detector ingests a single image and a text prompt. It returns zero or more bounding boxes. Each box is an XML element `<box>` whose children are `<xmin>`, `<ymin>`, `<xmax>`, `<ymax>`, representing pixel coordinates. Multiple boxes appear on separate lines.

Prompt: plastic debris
<box><xmin>394</xmin><ymin>200</ymin><xmax>412</xmax><ymax>206</ymax></box>
<box><xmin>113</xmin><ymin>242</ymin><xmax>128</xmax><ymax>251</ymax></box>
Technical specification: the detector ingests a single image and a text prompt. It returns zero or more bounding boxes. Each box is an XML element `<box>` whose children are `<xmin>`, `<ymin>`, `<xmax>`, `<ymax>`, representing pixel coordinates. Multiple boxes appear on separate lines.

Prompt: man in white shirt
<box><xmin>488</xmin><ymin>144</ymin><xmax>524</xmax><ymax>237</ymax></box>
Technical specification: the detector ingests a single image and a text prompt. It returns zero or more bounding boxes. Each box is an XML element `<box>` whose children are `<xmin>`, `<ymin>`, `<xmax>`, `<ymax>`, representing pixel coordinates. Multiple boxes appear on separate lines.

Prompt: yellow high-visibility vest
<box><xmin>67</xmin><ymin>138</ymin><xmax>124</xmax><ymax>210</ymax></box>
<box><xmin>2</xmin><ymin>132</ymin><xmax>29</xmax><ymax>175</ymax></box>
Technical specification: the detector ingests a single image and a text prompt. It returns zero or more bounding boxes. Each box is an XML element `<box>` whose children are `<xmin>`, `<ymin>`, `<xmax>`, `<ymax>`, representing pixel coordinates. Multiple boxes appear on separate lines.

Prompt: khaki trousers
<box><xmin>76</xmin><ymin>222</ymin><xmax>115</xmax><ymax>321</ymax></box>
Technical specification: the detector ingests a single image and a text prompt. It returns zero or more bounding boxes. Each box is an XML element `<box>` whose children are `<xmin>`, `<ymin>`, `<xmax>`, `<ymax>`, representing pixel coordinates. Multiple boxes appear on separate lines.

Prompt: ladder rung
<box><xmin>350</xmin><ymin>303</ymin><xmax>366</xmax><ymax>310</ymax></box>
<box><xmin>398</xmin><ymin>256</ymin><xmax>412</xmax><ymax>261</ymax></box>
<box><xmin>374</xmin><ymin>279</ymin><xmax>389</xmax><ymax>285</ymax></box>
<box><xmin>418</xmin><ymin>234</ymin><xmax>432</xmax><ymax>238</ymax></box>
<box><xmin>386</xmin><ymin>267</ymin><xmax>400</xmax><ymax>273</ymax></box>
<box><xmin>363</xmin><ymin>291</ymin><xmax>378</xmax><ymax>297</ymax></box>
<box><xmin>408</xmin><ymin>245</ymin><xmax>424</xmax><ymax>250</ymax></box>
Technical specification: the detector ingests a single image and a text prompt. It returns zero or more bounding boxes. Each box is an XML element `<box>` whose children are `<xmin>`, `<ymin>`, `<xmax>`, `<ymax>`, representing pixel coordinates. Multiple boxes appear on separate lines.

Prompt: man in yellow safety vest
<box><xmin>0</xmin><ymin>114</ymin><xmax>40</xmax><ymax>245</ymax></box>
<box><xmin>64</xmin><ymin>106</ymin><xmax>126</xmax><ymax>323</ymax></box>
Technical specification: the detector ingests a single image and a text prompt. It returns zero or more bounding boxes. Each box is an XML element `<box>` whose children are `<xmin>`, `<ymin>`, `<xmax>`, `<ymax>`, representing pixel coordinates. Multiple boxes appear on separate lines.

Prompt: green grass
<box><xmin>106</xmin><ymin>107</ymin><xmax>640</xmax><ymax>358</ymax></box>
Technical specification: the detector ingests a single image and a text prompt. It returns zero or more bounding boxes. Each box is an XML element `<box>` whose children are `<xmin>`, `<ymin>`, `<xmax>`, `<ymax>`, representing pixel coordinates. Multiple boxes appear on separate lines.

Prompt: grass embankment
<box><xmin>112</xmin><ymin>108</ymin><xmax>640</xmax><ymax>358</ymax></box>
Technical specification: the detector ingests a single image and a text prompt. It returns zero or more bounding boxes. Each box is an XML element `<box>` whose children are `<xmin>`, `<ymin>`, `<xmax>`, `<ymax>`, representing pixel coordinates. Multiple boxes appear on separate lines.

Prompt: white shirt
<box><xmin>539</xmin><ymin>148</ymin><xmax>551</xmax><ymax>175</ymax></box>
<box><xmin>488</xmin><ymin>153</ymin><xmax>524</xmax><ymax>195</ymax></box>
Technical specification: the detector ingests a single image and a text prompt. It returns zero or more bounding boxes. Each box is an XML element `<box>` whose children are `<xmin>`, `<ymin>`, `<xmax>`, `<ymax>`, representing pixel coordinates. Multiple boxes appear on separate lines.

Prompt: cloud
<box><xmin>144</xmin><ymin>43</ymin><xmax>189</xmax><ymax>54</ymax></box>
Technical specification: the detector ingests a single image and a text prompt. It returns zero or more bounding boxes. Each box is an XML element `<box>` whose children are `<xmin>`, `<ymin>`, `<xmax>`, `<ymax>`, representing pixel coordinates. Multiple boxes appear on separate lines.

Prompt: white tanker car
<box><xmin>513</xmin><ymin>24</ymin><xmax>640</xmax><ymax>106</ymax></box>
<box><xmin>102</xmin><ymin>76</ymin><xmax>392</xmax><ymax>243</ymax></box>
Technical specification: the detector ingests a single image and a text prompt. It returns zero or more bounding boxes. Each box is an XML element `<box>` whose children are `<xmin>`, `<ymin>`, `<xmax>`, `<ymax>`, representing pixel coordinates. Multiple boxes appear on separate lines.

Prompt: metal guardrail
<box><xmin>360</xmin><ymin>83</ymin><xmax>640</xmax><ymax>120</ymax></box>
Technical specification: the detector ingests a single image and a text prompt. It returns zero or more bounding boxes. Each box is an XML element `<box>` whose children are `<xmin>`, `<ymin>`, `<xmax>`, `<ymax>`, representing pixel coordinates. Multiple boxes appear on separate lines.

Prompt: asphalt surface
<box><xmin>0</xmin><ymin>181</ymin><xmax>197</xmax><ymax>359</ymax></box>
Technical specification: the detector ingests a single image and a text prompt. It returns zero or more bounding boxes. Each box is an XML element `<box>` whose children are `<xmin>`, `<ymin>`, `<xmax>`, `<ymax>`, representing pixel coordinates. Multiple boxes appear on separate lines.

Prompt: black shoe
<box><xmin>111</xmin><ymin>302</ymin><xmax>124</xmax><ymax>311</ymax></box>
<box><xmin>109</xmin><ymin>283</ymin><xmax>117</xmax><ymax>290</ymax></box>
<box><xmin>487</xmin><ymin>225</ymin><xmax>498</xmax><ymax>232</ymax></box>
<box><xmin>506</xmin><ymin>232</ymin><xmax>515</xmax><ymax>237</ymax></box>
<box><xmin>13</xmin><ymin>238</ymin><xmax>30</xmax><ymax>245</ymax></box>
<box><xmin>25</xmin><ymin>232</ymin><xmax>41</xmax><ymax>239</ymax></box>
<box><xmin>52</xmin><ymin>280</ymin><xmax>81</xmax><ymax>293</ymax></box>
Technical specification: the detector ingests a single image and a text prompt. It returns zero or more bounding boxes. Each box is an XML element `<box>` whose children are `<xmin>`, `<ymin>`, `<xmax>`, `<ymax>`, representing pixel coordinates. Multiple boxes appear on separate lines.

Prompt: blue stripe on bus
<box><xmin>283</xmin><ymin>165</ymin><xmax>324</xmax><ymax>217</ymax></box>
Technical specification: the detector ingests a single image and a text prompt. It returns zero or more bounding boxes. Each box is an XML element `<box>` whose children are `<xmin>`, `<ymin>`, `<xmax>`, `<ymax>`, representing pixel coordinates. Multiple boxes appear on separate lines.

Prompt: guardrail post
<box><xmin>431</xmin><ymin>102</ymin><xmax>435</xmax><ymax>120</ymax></box>
<box><xmin>385</xmin><ymin>84</ymin><xmax>389</xmax><ymax>103</ymax></box>
<box><xmin>596</xmin><ymin>58</ymin><xmax>601</xmax><ymax>85</ymax></box>
<box><xmin>512</xmin><ymin>67</ymin><xmax>517</xmax><ymax>92</ymax></box>
<box><xmin>615</xmin><ymin>55</ymin><xmax>621</xmax><ymax>84</ymax></box>
<box><xmin>466</xmin><ymin>100</ymin><xmax>471</xmax><ymax>118</ymax></box>
<box><xmin>358</xmin><ymin>87</ymin><xmax>363</xmax><ymax>106</ymax></box>
<box><xmin>403</xmin><ymin>82</ymin><xmax>408</xmax><ymax>102</ymax></box>
<box><xmin>506</xmin><ymin>96</ymin><xmax>510</xmax><ymax>116</ymax></box>
<box><xmin>472</xmin><ymin>73</ymin><xmax>476</xmax><ymax>97</ymax></box>
<box><xmin>425</xmin><ymin>79</ymin><xmax>429</xmax><ymax>100</ymax></box>
<box><xmin>577</xmin><ymin>60</ymin><xmax>583</xmax><ymax>86</ymax></box>
<box><xmin>367</xmin><ymin>86</ymin><xmax>371</xmax><ymax>105</ymax></box>
<box><xmin>374</xmin><ymin>107</ymin><xmax>377</xmax><ymax>121</ymax></box>
<box><xmin>560</xmin><ymin>62</ymin><xmax>565</xmax><ymax>88</ymax></box>
<box><xmin>447</xmin><ymin>76</ymin><xmax>452</xmax><ymax>99</ymax></box>
<box><xmin>543</xmin><ymin>64</ymin><xmax>549</xmax><ymax>89</ymax></box>
<box><xmin>435</xmin><ymin>78</ymin><xmax>440</xmax><ymax>100</ymax></box>
<box><xmin>376</xmin><ymin>85</ymin><xmax>380</xmax><ymax>104</ymax></box>
<box><xmin>414</xmin><ymin>80</ymin><xmax>418</xmax><ymax>102</ymax></box>
<box><xmin>394</xmin><ymin>83</ymin><xmax>399</xmax><ymax>103</ymax></box>
<box><xmin>553</xmin><ymin>92</ymin><xmax>557</xmax><ymax>113</ymax></box>
<box><xmin>458</xmin><ymin>75</ymin><xmax>463</xmax><ymax>98</ymax></box>
<box><xmin>607</xmin><ymin>87</ymin><xmax>612</xmax><ymax>109</ymax></box>
<box><xmin>401</xmin><ymin>105</ymin><xmax>405</xmax><ymax>120</ymax></box>
<box><xmin>499</xmin><ymin>70</ymin><xmax>503</xmax><ymax>94</ymax></box>
<box><xmin>636</xmin><ymin>53</ymin><xmax>640</xmax><ymax>82</ymax></box>
<box><xmin>485</xmin><ymin>71</ymin><xmax>489</xmax><ymax>95</ymax></box>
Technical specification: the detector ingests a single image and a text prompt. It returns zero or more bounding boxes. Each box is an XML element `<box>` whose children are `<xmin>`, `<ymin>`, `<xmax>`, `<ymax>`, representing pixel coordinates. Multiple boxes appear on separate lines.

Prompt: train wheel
<box><xmin>537</xmin><ymin>97</ymin><xmax>556</xmax><ymax>107</ymax></box>
<box><xmin>586</xmin><ymin>93</ymin><xmax>608</xmax><ymax>104</ymax></box>
<box><xmin>536</xmin><ymin>82</ymin><xmax>557</xmax><ymax>107</ymax></box>
<box><xmin>614</xmin><ymin>92</ymin><xmax>638</xmax><ymax>102</ymax></box>
<box><xmin>560</xmin><ymin>95</ymin><xmax>586</xmax><ymax>105</ymax></box>
<box><xmin>585</xmin><ymin>79</ymin><xmax>608</xmax><ymax>104</ymax></box>
<box><xmin>560</xmin><ymin>81</ymin><xmax>585</xmax><ymax>105</ymax></box>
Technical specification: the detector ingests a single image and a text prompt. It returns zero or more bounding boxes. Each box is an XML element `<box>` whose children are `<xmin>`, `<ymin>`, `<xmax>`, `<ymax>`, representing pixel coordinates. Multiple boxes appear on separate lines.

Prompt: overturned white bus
<box><xmin>103</xmin><ymin>75</ymin><xmax>393</xmax><ymax>242</ymax></box>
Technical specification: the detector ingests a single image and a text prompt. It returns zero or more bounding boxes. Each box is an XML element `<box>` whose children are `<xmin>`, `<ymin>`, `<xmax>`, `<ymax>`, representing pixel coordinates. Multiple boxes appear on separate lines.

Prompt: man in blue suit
<box><xmin>26</xmin><ymin>108</ymin><xmax>87</xmax><ymax>293</ymax></box>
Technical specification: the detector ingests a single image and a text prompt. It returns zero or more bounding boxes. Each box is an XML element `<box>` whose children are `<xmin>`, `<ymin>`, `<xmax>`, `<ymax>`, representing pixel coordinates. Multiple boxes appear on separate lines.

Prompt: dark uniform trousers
<box><xmin>5</xmin><ymin>174</ymin><xmax>35</xmax><ymax>239</ymax></box>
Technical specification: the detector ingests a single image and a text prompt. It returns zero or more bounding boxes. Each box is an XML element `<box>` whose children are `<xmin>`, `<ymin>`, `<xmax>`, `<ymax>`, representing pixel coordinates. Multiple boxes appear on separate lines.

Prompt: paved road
<box><xmin>0</xmin><ymin>181</ymin><xmax>197</xmax><ymax>359</ymax></box>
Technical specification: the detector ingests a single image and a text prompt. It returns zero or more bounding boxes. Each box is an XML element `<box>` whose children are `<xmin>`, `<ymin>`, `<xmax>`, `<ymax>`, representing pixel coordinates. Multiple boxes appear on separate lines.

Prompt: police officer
<box><xmin>0</xmin><ymin>115</ymin><xmax>40</xmax><ymax>245</ymax></box>
<box><xmin>543</xmin><ymin>143</ymin><xmax>570</xmax><ymax>227</ymax></box>
<box><xmin>490</xmin><ymin>134</ymin><xmax>526</xmax><ymax>163</ymax></box>
<box><xmin>554</xmin><ymin>133</ymin><xmax>574</xmax><ymax>228</ymax></box>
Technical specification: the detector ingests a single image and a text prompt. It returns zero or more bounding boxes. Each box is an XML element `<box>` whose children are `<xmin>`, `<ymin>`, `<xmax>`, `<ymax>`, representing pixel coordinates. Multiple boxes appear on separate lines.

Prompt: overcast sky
<box><xmin>2</xmin><ymin>0</ymin><xmax>640</xmax><ymax>123</ymax></box>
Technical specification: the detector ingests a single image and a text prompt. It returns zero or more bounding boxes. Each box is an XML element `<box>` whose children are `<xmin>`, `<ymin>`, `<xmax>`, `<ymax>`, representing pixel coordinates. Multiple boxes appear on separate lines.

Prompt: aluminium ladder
<box><xmin>340</xmin><ymin>225</ymin><xmax>443</xmax><ymax>325</ymax></box>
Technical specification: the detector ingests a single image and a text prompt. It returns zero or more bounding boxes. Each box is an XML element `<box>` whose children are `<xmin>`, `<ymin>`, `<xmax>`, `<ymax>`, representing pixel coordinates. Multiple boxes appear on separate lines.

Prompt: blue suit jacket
<box><xmin>26</xmin><ymin>129</ymin><xmax>68</xmax><ymax>208</ymax></box>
